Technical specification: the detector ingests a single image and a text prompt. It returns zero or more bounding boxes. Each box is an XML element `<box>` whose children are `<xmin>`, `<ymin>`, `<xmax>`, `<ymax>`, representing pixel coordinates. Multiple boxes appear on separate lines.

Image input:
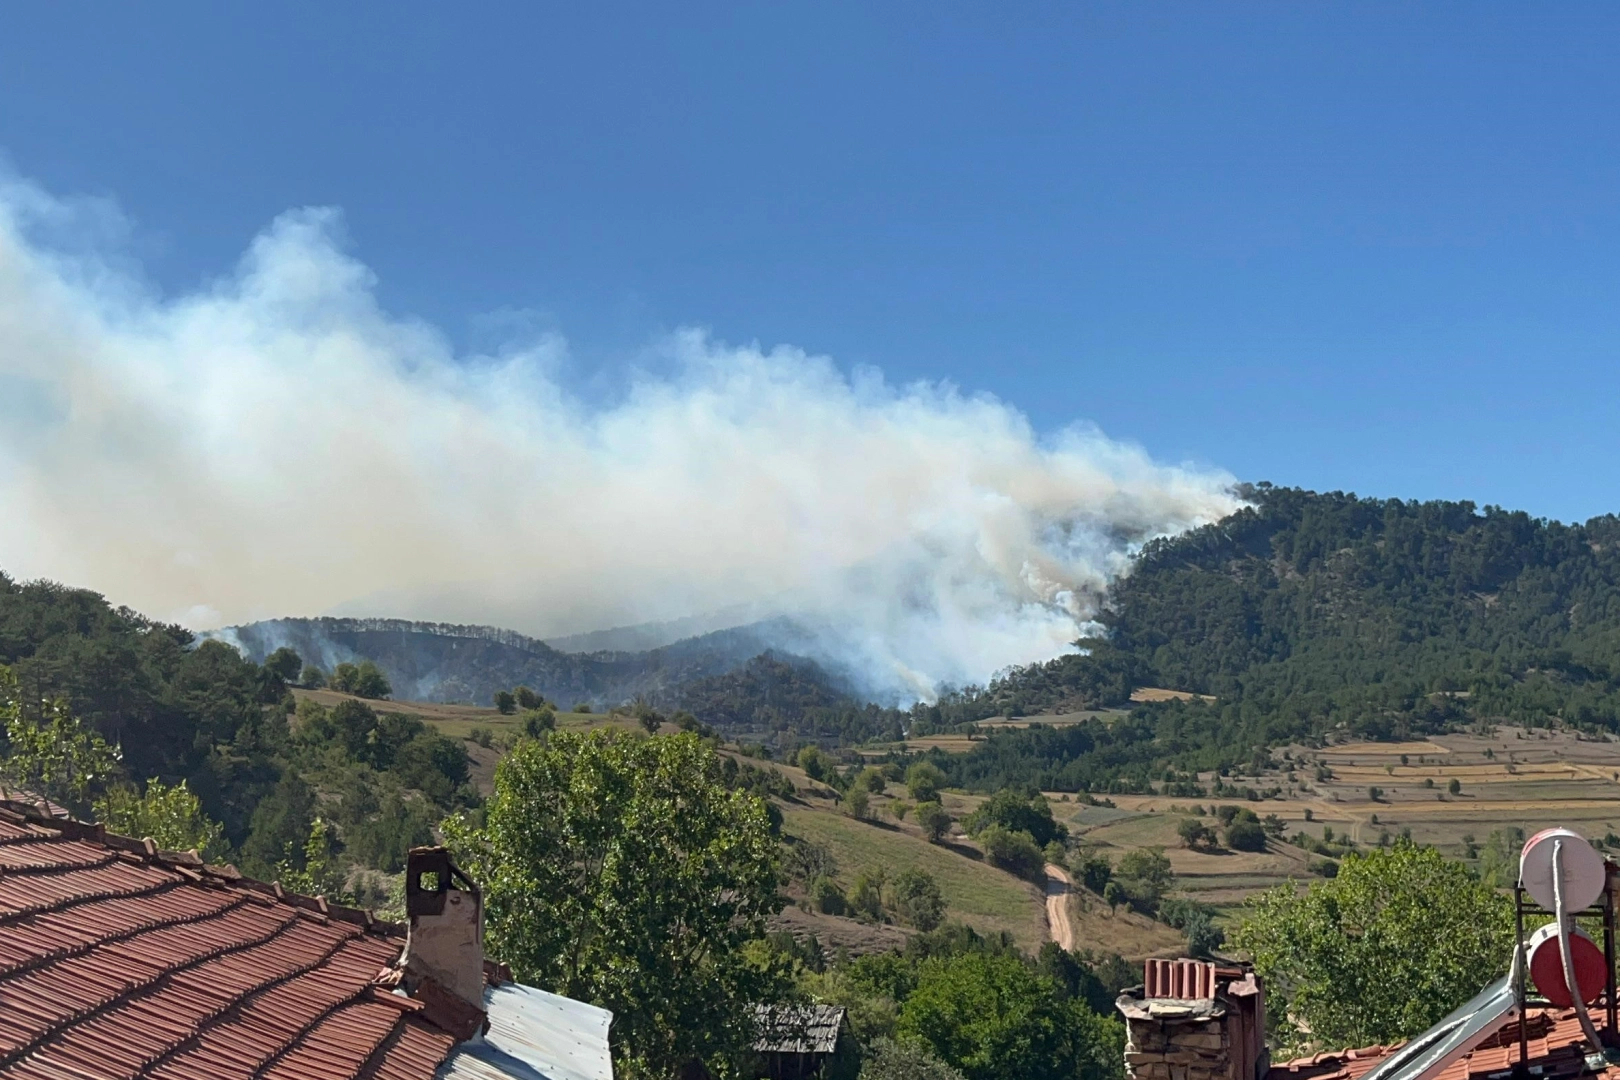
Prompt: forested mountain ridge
<box><xmin>221</xmin><ymin>615</ymin><xmax>803</xmax><ymax>707</ymax></box>
<box><xmin>1106</xmin><ymin>483</ymin><xmax>1620</xmax><ymax>730</ymax></box>
<box><xmin>922</xmin><ymin>485</ymin><xmax>1620</xmax><ymax>792</ymax></box>
<box><xmin>0</xmin><ymin>572</ymin><xmax>478</xmax><ymax>884</ymax></box>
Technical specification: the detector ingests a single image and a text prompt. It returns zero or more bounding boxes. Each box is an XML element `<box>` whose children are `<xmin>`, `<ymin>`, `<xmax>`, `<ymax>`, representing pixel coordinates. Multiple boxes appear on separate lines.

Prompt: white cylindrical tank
<box><xmin>1520</xmin><ymin>828</ymin><xmax>1606</xmax><ymax>912</ymax></box>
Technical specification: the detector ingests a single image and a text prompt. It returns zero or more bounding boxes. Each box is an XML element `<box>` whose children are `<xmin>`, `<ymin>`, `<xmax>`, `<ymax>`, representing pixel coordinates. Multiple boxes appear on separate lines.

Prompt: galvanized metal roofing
<box><xmin>0</xmin><ymin>800</ymin><xmax>461</xmax><ymax>1079</ymax></box>
<box><xmin>435</xmin><ymin>984</ymin><xmax>613</xmax><ymax>1080</ymax></box>
<box><xmin>751</xmin><ymin>1004</ymin><xmax>846</xmax><ymax>1056</ymax></box>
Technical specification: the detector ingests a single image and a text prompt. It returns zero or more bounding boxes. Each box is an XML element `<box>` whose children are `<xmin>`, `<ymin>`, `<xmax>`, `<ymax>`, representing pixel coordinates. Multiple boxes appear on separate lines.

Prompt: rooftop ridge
<box><xmin>0</xmin><ymin>797</ymin><xmax>407</xmax><ymax>941</ymax></box>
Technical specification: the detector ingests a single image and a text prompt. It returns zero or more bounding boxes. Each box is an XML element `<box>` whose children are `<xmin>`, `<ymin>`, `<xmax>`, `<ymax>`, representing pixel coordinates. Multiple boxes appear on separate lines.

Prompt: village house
<box><xmin>0</xmin><ymin>798</ymin><xmax>611</xmax><ymax>1080</ymax></box>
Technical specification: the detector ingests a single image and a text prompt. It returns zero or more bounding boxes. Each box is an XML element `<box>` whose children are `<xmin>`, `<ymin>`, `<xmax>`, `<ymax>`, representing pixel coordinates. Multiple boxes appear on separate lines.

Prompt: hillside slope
<box><xmin>222</xmin><ymin>615</ymin><xmax>806</xmax><ymax>708</ymax></box>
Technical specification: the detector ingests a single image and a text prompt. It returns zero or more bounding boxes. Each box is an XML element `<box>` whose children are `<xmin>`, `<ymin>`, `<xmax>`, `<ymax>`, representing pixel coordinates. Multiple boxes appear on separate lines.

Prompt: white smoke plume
<box><xmin>0</xmin><ymin>172</ymin><xmax>1241</xmax><ymax>698</ymax></box>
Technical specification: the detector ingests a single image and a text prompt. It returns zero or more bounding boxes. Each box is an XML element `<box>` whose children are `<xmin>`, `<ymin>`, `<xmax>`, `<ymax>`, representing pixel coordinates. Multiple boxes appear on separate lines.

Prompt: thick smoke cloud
<box><xmin>0</xmin><ymin>174</ymin><xmax>1240</xmax><ymax>697</ymax></box>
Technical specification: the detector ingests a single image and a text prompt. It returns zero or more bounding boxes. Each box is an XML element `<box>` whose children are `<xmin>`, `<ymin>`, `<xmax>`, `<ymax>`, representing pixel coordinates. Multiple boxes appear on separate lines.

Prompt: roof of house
<box><xmin>438</xmin><ymin>984</ymin><xmax>613</xmax><ymax>1080</ymax></box>
<box><xmin>751</xmin><ymin>1004</ymin><xmax>846</xmax><ymax>1056</ymax></box>
<box><xmin>1268</xmin><ymin>998</ymin><xmax>1620</xmax><ymax>1080</ymax></box>
<box><xmin>0</xmin><ymin>798</ymin><xmax>613</xmax><ymax>1080</ymax></box>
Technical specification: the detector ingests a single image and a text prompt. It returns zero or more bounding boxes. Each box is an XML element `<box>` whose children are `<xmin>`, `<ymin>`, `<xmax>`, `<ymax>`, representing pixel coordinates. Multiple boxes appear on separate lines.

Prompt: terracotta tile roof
<box><xmin>0</xmin><ymin>800</ymin><xmax>465</xmax><ymax>1080</ymax></box>
<box><xmin>1268</xmin><ymin>1006</ymin><xmax>1620</xmax><ymax>1080</ymax></box>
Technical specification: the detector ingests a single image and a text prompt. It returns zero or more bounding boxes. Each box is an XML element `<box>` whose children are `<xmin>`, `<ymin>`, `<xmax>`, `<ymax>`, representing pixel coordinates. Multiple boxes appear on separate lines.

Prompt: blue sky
<box><xmin>4</xmin><ymin>3</ymin><xmax>1619</xmax><ymax>522</ymax></box>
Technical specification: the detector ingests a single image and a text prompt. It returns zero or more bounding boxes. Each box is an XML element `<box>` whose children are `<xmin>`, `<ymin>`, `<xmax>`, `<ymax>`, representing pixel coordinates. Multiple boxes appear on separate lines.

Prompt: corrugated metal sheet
<box><xmin>752</xmin><ymin>1004</ymin><xmax>846</xmax><ymax>1055</ymax></box>
<box><xmin>436</xmin><ymin>983</ymin><xmax>614</xmax><ymax>1080</ymax></box>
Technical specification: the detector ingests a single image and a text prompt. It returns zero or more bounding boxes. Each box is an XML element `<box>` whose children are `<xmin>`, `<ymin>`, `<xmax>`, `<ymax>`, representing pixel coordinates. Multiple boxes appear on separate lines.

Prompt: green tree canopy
<box><xmin>350</xmin><ymin>660</ymin><xmax>391</xmax><ymax>699</ymax></box>
<box><xmin>915</xmin><ymin>801</ymin><xmax>951</xmax><ymax>843</ymax></box>
<box><xmin>0</xmin><ymin>666</ymin><xmax>120</xmax><ymax>812</ymax></box>
<box><xmin>896</xmin><ymin>951</ymin><xmax>1123</xmax><ymax>1080</ymax></box>
<box><xmin>1112</xmin><ymin>849</ymin><xmax>1173</xmax><ymax>912</ymax></box>
<box><xmin>963</xmin><ymin>789</ymin><xmax>1066</xmax><ymax>848</ymax></box>
<box><xmin>446</xmin><ymin>729</ymin><xmax>787</xmax><ymax>1077</ymax></box>
<box><xmin>906</xmin><ymin>762</ymin><xmax>946</xmax><ymax>802</ymax></box>
<box><xmin>1232</xmin><ymin>842</ymin><xmax>1513</xmax><ymax>1053</ymax></box>
<box><xmin>264</xmin><ymin>646</ymin><xmax>303</xmax><ymax>683</ymax></box>
<box><xmin>94</xmin><ymin>778</ymin><xmax>228</xmax><ymax>861</ymax></box>
<box><xmin>892</xmin><ymin>868</ymin><xmax>946</xmax><ymax>931</ymax></box>
<box><xmin>857</xmin><ymin>1037</ymin><xmax>966</xmax><ymax>1080</ymax></box>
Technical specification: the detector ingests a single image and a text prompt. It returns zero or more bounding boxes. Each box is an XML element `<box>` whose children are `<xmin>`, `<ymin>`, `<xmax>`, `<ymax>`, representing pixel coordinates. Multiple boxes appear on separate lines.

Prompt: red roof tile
<box><xmin>1269</xmin><ymin>1005</ymin><xmax>1620</xmax><ymax>1080</ymax></box>
<box><xmin>0</xmin><ymin>801</ymin><xmax>461</xmax><ymax>1080</ymax></box>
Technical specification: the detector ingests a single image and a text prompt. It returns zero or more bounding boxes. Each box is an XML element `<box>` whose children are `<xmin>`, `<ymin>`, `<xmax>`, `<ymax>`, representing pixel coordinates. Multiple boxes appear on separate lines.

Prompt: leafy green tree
<box><xmin>797</xmin><ymin>745</ymin><xmax>828</xmax><ymax>781</ymax></box>
<box><xmin>1477</xmin><ymin>827</ymin><xmax>1525</xmax><ymax>887</ymax></box>
<box><xmin>1177</xmin><ymin>818</ymin><xmax>1214</xmax><ymax>849</ymax></box>
<box><xmin>299</xmin><ymin>663</ymin><xmax>327</xmax><ymax>689</ymax></box>
<box><xmin>345</xmin><ymin>791</ymin><xmax>438</xmax><ymax>872</ymax></box>
<box><xmin>275</xmin><ymin>816</ymin><xmax>353</xmax><ymax>901</ymax></box>
<box><xmin>1448</xmin><ymin>777</ymin><xmax>1462</xmax><ymax>795</ymax></box>
<box><xmin>906</xmin><ymin>762</ymin><xmax>946</xmax><ymax>802</ymax></box>
<box><xmin>1113</xmin><ymin>849</ymin><xmax>1173</xmax><ymax>912</ymax></box>
<box><xmin>522</xmin><ymin>706</ymin><xmax>556</xmax><ymax>739</ymax></box>
<box><xmin>514</xmin><ymin>686</ymin><xmax>543</xmax><ymax>711</ymax></box>
<box><xmin>857</xmin><ymin>1037</ymin><xmax>966</xmax><ymax>1080</ymax></box>
<box><xmin>892</xmin><ymin>868</ymin><xmax>946</xmax><ymax>931</ymax></box>
<box><xmin>812</xmin><ymin>876</ymin><xmax>848</xmax><ymax>915</ymax></box>
<box><xmin>1074</xmin><ymin>852</ymin><xmax>1112</xmax><ymax>895</ymax></box>
<box><xmin>897</xmin><ymin>951</ymin><xmax>1123</xmax><ymax>1080</ymax></box>
<box><xmin>263</xmin><ymin>647</ymin><xmax>303</xmax><ymax>683</ymax></box>
<box><xmin>573</xmin><ymin>701</ymin><xmax>592</xmax><ymax>714</ymax></box>
<box><xmin>915</xmin><ymin>801</ymin><xmax>951</xmax><ymax>843</ymax></box>
<box><xmin>330</xmin><ymin>662</ymin><xmax>361</xmax><ymax>694</ymax></box>
<box><xmin>845</xmin><ymin>786</ymin><xmax>872</xmax><ymax>820</ymax></box>
<box><xmin>95</xmin><ymin>778</ymin><xmax>228</xmax><ymax>860</ymax></box>
<box><xmin>1232</xmin><ymin>842</ymin><xmax>1513</xmax><ymax>1053</ymax></box>
<box><xmin>1226</xmin><ymin>819</ymin><xmax>1267</xmax><ymax>852</ymax></box>
<box><xmin>963</xmin><ymin>790</ymin><xmax>1066</xmax><ymax>848</ymax></box>
<box><xmin>445</xmin><ymin>729</ymin><xmax>787</xmax><ymax>1077</ymax></box>
<box><xmin>978</xmin><ymin>825</ymin><xmax>1045</xmax><ymax>882</ymax></box>
<box><xmin>851</xmin><ymin>866</ymin><xmax>887</xmax><ymax>920</ymax></box>
<box><xmin>493</xmin><ymin>689</ymin><xmax>516</xmax><ymax>714</ymax></box>
<box><xmin>239</xmin><ymin>771</ymin><xmax>316</xmax><ymax>878</ymax></box>
<box><xmin>858</xmin><ymin>766</ymin><xmax>888</xmax><ymax>795</ymax></box>
<box><xmin>351</xmin><ymin>660</ymin><xmax>391</xmax><ymax>699</ymax></box>
<box><xmin>0</xmin><ymin>666</ymin><xmax>120</xmax><ymax>811</ymax></box>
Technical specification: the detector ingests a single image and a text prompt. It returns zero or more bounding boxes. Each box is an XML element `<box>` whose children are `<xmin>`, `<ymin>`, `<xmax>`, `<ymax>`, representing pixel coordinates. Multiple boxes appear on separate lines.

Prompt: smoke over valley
<box><xmin>0</xmin><ymin>173</ymin><xmax>1240</xmax><ymax>699</ymax></box>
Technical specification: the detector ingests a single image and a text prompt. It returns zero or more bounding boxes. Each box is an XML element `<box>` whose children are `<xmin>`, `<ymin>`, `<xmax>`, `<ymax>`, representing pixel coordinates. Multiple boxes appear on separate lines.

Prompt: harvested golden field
<box><xmin>1051</xmin><ymin>724</ymin><xmax>1620</xmax><ymax>924</ymax></box>
<box><xmin>1129</xmin><ymin>687</ymin><xmax>1216</xmax><ymax>703</ymax></box>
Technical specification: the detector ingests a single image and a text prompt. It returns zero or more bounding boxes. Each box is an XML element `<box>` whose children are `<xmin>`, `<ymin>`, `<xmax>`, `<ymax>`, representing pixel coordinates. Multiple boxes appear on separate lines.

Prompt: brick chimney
<box><xmin>1117</xmin><ymin>959</ymin><xmax>1268</xmax><ymax>1080</ymax></box>
<box><xmin>399</xmin><ymin>846</ymin><xmax>487</xmax><ymax>1039</ymax></box>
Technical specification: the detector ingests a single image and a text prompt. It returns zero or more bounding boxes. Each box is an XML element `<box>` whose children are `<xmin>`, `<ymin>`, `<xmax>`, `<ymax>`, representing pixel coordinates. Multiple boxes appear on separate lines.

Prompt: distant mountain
<box><xmin>214</xmin><ymin>614</ymin><xmax>827</xmax><ymax>710</ymax></box>
<box><xmin>542</xmin><ymin>604</ymin><xmax>776</xmax><ymax>654</ymax></box>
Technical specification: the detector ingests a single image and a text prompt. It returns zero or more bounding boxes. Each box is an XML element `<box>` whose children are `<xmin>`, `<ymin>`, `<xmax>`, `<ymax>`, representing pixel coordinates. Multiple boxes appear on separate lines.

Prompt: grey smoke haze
<box><xmin>0</xmin><ymin>172</ymin><xmax>1241</xmax><ymax>697</ymax></box>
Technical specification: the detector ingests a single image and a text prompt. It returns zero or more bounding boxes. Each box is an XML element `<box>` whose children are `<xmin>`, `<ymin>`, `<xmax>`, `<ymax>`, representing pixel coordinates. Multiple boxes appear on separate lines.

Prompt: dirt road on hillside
<box><xmin>1044</xmin><ymin>863</ymin><xmax>1075</xmax><ymax>951</ymax></box>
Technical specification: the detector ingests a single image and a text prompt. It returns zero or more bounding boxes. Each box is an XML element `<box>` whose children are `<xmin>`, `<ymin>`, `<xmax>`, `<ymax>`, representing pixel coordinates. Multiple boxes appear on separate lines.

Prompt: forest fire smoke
<box><xmin>0</xmin><ymin>174</ymin><xmax>1240</xmax><ymax>696</ymax></box>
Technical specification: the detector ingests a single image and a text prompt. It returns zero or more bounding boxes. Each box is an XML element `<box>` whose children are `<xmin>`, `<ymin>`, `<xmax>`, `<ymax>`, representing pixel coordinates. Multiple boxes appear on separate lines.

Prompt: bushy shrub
<box><xmin>979</xmin><ymin>825</ymin><xmax>1045</xmax><ymax>882</ymax></box>
<box><xmin>892</xmin><ymin>868</ymin><xmax>946</xmax><ymax>931</ymax></box>
<box><xmin>1226</xmin><ymin>819</ymin><xmax>1268</xmax><ymax>852</ymax></box>
<box><xmin>915</xmin><ymin>801</ymin><xmax>951</xmax><ymax>842</ymax></box>
<box><xmin>812</xmin><ymin>876</ymin><xmax>848</xmax><ymax>915</ymax></box>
